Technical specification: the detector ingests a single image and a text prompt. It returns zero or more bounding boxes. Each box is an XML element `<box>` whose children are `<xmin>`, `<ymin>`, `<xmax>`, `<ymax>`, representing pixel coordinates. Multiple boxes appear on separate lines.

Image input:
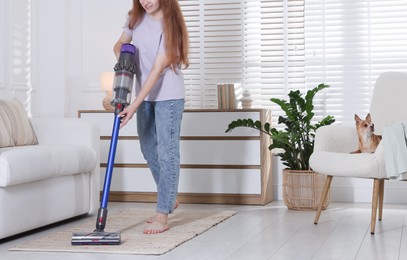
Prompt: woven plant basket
<box><xmin>282</xmin><ymin>169</ymin><xmax>330</xmax><ymax>211</ymax></box>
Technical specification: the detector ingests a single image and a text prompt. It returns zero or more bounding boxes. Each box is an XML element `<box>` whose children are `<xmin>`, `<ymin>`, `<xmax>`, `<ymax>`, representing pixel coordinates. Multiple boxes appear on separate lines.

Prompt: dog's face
<box><xmin>355</xmin><ymin>113</ymin><xmax>375</xmax><ymax>138</ymax></box>
<box><xmin>352</xmin><ymin>113</ymin><xmax>382</xmax><ymax>154</ymax></box>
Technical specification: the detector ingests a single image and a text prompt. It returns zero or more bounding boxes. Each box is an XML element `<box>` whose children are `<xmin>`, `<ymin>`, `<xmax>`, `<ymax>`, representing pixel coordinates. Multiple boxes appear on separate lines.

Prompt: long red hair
<box><xmin>128</xmin><ymin>0</ymin><xmax>189</xmax><ymax>70</ymax></box>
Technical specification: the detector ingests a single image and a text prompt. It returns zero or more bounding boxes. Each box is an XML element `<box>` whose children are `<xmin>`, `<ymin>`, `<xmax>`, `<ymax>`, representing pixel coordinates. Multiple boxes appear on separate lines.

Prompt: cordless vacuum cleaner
<box><xmin>71</xmin><ymin>43</ymin><xmax>137</xmax><ymax>245</ymax></box>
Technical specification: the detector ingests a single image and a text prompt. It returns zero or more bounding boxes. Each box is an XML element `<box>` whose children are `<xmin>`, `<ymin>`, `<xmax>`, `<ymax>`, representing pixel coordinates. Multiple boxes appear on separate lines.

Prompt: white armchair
<box><xmin>310</xmin><ymin>71</ymin><xmax>407</xmax><ymax>234</ymax></box>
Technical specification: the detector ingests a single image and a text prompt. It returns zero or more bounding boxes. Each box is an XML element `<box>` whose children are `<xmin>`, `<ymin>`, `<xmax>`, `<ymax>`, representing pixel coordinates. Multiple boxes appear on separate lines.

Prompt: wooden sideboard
<box><xmin>78</xmin><ymin>109</ymin><xmax>272</xmax><ymax>205</ymax></box>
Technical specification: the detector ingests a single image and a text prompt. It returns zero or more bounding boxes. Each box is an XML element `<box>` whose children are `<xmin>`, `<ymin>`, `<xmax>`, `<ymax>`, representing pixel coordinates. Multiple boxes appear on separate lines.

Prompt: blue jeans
<box><xmin>137</xmin><ymin>99</ymin><xmax>184</xmax><ymax>214</ymax></box>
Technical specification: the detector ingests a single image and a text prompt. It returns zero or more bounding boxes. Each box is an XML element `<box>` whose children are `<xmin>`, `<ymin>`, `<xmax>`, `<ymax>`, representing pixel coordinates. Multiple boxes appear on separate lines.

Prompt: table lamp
<box><xmin>100</xmin><ymin>72</ymin><xmax>115</xmax><ymax>111</ymax></box>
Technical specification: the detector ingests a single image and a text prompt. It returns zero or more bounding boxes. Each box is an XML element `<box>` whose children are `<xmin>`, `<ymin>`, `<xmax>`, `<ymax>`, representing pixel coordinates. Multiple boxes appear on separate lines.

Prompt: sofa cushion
<box><xmin>0</xmin><ymin>99</ymin><xmax>38</xmax><ymax>146</ymax></box>
<box><xmin>0</xmin><ymin>109</ymin><xmax>14</xmax><ymax>148</ymax></box>
<box><xmin>0</xmin><ymin>145</ymin><xmax>97</xmax><ymax>187</ymax></box>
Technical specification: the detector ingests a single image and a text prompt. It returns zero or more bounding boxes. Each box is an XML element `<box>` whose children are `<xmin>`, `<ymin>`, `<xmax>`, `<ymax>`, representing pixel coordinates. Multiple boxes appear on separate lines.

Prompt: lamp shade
<box><xmin>100</xmin><ymin>72</ymin><xmax>114</xmax><ymax>92</ymax></box>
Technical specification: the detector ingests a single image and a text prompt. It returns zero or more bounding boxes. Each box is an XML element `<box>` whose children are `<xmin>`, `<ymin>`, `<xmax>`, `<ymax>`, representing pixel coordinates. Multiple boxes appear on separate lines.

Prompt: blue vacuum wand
<box><xmin>72</xmin><ymin>44</ymin><xmax>136</xmax><ymax>246</ymax></box>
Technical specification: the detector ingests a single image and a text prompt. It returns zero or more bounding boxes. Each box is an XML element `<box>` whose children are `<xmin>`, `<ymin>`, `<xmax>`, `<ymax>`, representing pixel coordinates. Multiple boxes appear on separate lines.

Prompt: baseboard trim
<box><xmin>103</xmin><ymin>191</ymin><xmax>270</xmax><ymax>205</ymax></box>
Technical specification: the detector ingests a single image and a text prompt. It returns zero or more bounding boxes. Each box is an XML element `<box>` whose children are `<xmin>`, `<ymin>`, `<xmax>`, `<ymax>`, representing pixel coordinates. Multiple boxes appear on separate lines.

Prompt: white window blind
<box><xmin>246</xmin><ymin>0</ymin><xmax>304</xmax><ymax>109</ymax></box>
<box><xmin>180</xmin><ymin>0</ymin><xmax>244</xmax><ymax>109</ymax></box>
<box><xmin>179</xmin><ymin>0</ymin><xmax>305</xmax><ymax>121</ymax></box>
<box><xmin>305</xmin><ymin>0</ymin><xmax>407</xmax><ymax>124</ymax></box>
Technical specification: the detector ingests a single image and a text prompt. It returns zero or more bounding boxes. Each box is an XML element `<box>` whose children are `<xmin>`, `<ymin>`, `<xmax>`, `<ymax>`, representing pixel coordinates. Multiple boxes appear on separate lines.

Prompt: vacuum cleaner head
<box><xmin>71</xmin><ymin>232</ymin><xmax>121</xmax><ymax>245</ymax></box>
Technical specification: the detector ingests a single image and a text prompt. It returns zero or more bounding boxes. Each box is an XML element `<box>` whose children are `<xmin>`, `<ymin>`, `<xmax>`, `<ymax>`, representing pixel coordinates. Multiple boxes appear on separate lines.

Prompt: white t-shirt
<box><xmin>123</xmin><ymin>13</ymin><xmax>185</xmax><ymax>101</ymax></box>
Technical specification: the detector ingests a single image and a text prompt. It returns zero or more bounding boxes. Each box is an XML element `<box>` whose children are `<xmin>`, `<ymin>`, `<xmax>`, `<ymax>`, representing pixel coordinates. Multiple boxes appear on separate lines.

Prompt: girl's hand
<box><xmin>118</xmin><ymin>103</ymin><xmax>137</xmax><ymax>128</ymax></box>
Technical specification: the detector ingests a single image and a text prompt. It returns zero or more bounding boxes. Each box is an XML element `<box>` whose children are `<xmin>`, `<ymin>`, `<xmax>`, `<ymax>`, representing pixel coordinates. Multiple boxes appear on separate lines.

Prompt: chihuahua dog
<box><xmin>351</xmin><ymin>113</ymin><xmax>382</xmax><ymax>154</ymax></box>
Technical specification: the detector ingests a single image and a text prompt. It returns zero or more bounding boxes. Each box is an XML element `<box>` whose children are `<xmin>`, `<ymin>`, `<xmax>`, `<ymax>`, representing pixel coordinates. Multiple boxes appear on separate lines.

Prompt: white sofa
<box><xmin>0</xmin><ymin>117</ymin><xmax>100</xmax><ymax>240</ymax></box>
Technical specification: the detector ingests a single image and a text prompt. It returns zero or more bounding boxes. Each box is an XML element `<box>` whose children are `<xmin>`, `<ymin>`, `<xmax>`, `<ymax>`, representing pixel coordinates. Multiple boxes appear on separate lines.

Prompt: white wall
<box><xmin>1</xmin><ymin>0</ymin><xmax>407</xmax><ymax>205</ymax></box>
<box><xmin>0</xmin><ymin>0</ymin><xmax>130</xmax><ymax>117</ymax></box>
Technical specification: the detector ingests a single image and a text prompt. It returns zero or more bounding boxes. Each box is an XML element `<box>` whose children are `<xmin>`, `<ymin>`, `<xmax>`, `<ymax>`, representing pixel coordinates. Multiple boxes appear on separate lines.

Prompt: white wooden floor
<box><xmin>2</xmin><ymin>201</ymin><xmax>407</xmax><ymax>260</ymax></box>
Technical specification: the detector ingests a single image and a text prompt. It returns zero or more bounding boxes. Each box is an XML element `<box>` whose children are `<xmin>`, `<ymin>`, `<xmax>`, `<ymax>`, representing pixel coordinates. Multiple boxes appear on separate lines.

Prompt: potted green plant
<box><xmin>225</xmin><ymin>83</ymin><xmax>335</xmax><ymax>210</ymax></box>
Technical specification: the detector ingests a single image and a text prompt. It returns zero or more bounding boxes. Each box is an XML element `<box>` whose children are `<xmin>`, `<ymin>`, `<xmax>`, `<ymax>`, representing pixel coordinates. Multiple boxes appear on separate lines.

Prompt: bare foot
<box><xmin>143</xmin><ymin>213</ymin><xmax>170</xmax><ymax>234</ymax></box>
<box><xmin>147</xmin><ymin>200</ymin><xmax>179</xmax><ymax>224</ymax></box>
<box><xmin>143</xmin><ymin>221</ymin><xmax>170</xmax><ymax>234</ymax></box>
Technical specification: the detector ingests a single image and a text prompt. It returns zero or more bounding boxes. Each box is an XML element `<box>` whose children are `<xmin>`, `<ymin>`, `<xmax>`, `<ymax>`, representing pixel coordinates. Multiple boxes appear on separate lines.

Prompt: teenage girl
<box><xmin>114</xmin><ymin>0</ymin><xmax>189</xmax><ymax>234</ymax></box>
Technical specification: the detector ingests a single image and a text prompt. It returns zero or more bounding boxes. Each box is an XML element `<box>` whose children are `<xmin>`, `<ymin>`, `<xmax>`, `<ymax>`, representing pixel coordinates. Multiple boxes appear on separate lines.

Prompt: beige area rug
<box><xmin>10</xmin><ymin>208</ymin><xmax>237</xmax><ymax>255</ymax></box>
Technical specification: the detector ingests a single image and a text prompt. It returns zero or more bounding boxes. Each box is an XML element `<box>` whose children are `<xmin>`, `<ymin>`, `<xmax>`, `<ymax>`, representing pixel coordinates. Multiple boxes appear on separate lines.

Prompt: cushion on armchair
<box><xmin>0</xmin><ymin>99</ymin><xmax>38</xmax><ymax>147</ymax></box>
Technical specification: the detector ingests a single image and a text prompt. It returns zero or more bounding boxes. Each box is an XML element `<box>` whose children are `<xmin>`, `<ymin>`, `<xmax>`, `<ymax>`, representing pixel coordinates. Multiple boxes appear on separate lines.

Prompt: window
<box><xmin>180</xmin><ymin>1</ymin><xmax>407</xmax><ymax>125</ymax></box>
<box><xmin>180</xmin><ymin>0</ymin><xmax>245</xmax><ymax>108</ymax></box>
<box><xmin>305</xmin><ymin>0</ymin><xmax>407</xmax><ymax>123</ymax></box>
<box><xmin>179</xmin><ymin>0</ymin><xmax>305</xmax><ymax>123</ymax></box>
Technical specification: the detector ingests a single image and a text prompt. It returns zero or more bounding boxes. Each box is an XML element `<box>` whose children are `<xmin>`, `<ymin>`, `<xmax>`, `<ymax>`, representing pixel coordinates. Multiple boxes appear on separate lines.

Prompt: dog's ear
<box><xmin>366</xmin><ymin>113</ymin><xmax>371</xmax><ymax>122</ymax></box>
<box><xmin>354</xmin><ymin>114</ymin><xmax>361</xmax><ymax>122</ymax></box>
